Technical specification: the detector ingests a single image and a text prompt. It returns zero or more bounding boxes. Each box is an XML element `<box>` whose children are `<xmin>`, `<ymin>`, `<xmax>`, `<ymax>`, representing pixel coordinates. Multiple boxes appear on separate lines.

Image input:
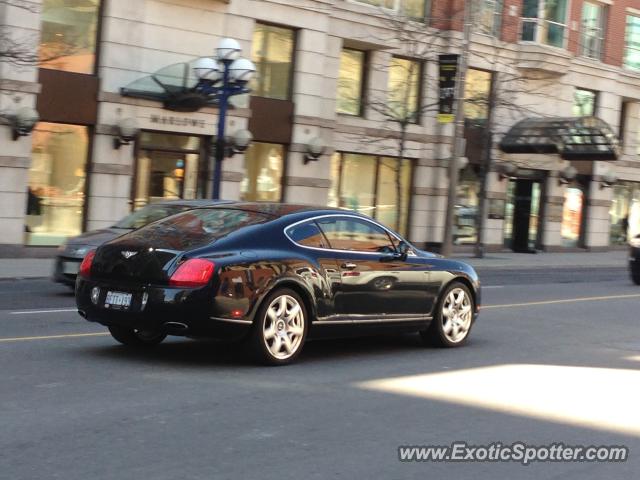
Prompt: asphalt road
<box><xmin>1</xmin><ymin>266</ymin><xmax>639</xmax><ymax>479</ymax></box>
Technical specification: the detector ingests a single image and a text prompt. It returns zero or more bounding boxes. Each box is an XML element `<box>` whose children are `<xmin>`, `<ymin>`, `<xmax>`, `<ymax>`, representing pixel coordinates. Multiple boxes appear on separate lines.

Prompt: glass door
<box><xmin>504</xmin><ymin>179</ymin><xmax>541</xmax><ymax>252</ymax></box>
<box><xmin>134</xmin><ymin>133</ymin><xmax>202</xmax><ymax>209</ymax></box>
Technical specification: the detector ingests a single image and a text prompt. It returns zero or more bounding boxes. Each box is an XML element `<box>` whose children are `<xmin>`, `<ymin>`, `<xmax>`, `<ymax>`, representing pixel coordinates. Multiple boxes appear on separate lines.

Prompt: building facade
<box><xmin>1</xmin><ymin>0</ymin><xmax>640</xmax><ymax>252</ymax></box>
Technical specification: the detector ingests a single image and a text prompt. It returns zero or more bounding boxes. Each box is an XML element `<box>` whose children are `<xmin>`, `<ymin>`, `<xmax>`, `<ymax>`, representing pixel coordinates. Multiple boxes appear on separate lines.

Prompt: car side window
<box><xmin>317</xmin><ymin>217</ymin><xmax>396</xmax><ymax>253</ymax></box>
<box><xmin>287</xmin><ymin>221</ymin><xmax>329</xmax><ymax>249</ymax></box>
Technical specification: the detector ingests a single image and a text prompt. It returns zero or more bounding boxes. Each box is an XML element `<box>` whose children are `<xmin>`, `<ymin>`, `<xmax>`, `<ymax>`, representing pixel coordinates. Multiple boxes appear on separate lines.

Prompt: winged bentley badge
<box><xmin>121</xmin><ymin>251</ymin><xmax>138</xmax><ymax>259</ymax></box>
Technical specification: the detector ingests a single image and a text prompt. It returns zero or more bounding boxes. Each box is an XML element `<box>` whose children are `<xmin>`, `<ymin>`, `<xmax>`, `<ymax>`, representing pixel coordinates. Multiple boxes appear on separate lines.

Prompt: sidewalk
<box><xmin>0</xmin><ymin>259</ymin><xmax>55</xmax><ymax>280</ymax></box>
<box><xmin>0</xmin><ymin>251</ymin><xmax>629</xmax><ymax>280</ymax></box>
<box><xmin>452</xmin><ymin>250</ymin><xmax>628</xmax><ymax>269</ymax></box>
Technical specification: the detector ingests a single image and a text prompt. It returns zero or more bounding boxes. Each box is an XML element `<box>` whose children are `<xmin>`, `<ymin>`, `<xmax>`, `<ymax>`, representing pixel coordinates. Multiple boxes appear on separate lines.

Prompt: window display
<box><xmin>26</xmin><ymin>123</ymin><xmax>88</xmax><ymax>245</ymax></box>
<box><xmin>240</xmin><ymin>143</ymin><xmax>284</xmax><ymax>202</ymax></box>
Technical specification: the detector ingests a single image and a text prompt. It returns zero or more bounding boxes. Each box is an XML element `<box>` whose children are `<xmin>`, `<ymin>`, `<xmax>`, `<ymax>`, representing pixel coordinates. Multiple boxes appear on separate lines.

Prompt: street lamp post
<box><xmin>193</xmin><ymin>38</ymin><xmax>256</xmax><ymax>200</ymax></box>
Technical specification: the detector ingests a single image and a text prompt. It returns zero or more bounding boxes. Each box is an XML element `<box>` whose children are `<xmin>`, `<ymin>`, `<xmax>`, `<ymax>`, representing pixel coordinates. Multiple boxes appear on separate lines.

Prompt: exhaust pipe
<box><xmin>163</xmin><ymin>321</ymin><xmax>189</xmax><ymax>332</ymax></box>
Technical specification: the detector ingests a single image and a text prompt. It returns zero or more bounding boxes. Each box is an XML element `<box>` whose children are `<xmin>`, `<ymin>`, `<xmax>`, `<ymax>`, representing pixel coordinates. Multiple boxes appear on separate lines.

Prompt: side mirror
<box><xmin>397</xmin><ymin>241</ymin><xmax>410</xmax><ymax>259</ymax></box>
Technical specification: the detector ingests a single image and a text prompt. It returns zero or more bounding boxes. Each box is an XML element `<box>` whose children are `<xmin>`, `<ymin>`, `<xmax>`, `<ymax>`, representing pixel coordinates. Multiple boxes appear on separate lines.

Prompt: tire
<box><xmin>108</xmin><ymin>325</ymin><xmax>167</xmax><ymax>347</ymax></box>
<box><xmin>420</xmin><ymin>281</ymin><xmax>474</xmax><ymax>348</ymax></box>
<box><xmin>248</xmin><ymin>288</ymin><xmax>308</xmax><ymax>365</ymax></box>
<box><xmin>632</xmin><ymin>269</ymin><xmax>640</xmax><ymax>286</ymax></box>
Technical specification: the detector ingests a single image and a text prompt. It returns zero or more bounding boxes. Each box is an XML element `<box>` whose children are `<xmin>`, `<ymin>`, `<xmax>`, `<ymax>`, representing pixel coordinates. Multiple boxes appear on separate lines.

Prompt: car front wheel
<box><xmin>108</xmin><ymin>325</ymin><xmax>167</xmax><ymax>346</ymax></box>
<box><xmin>421</xmin><ymin>282</ymin><xmax>474</xmax><ymax>347</ymax></box>
<box><xmin>632</xmin><ymin>268</ymin><xmax>640</xmax><ymax>285</ymax></box>
<box><xmin>248</xmin><ymin>288</ymin><xmax>308</xmax><ymax>365</ymax></box>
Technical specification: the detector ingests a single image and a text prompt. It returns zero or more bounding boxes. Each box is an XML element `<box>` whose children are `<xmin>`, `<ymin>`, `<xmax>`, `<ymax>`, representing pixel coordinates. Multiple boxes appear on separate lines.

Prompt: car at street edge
<box><xmin>54</xmin><ymin>199</ymin><xmax>231</xmax><ymax>286</ymax></box>
<box><xmin>75</xmin><ymin>203</ymin><xmax>481</xmax><ymax>365</ymax></box>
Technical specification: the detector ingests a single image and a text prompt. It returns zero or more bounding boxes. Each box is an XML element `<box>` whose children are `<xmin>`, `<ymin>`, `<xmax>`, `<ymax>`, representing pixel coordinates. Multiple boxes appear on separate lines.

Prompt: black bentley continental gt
<box><xmin>76</xmin><ymin>203</ymin><xmax>481</xmax><ymax>365</ymax></box>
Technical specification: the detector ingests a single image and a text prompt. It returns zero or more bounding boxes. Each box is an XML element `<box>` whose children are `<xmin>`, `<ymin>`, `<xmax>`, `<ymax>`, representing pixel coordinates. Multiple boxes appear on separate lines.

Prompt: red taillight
<box><xmin>79</xmin><ymin>250</ymin><xmax>96</xmax><ymax>278</ymax></box>
<box><xmin>169</xmin><ymin>259</ymin><xmax>215</xmax><ymax>288</ymax></box>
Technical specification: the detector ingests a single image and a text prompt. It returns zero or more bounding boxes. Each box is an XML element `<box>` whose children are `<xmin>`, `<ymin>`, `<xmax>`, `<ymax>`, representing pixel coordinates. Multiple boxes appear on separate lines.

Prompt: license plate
<box><xmin>104</xmin><ymin>291</ymin><xmax>133</xmax><ymax>310</ymax></box>
<box><xmin>62</xmin><ymin>261</ymin><xmax>80</xmax><ymax>275</ymax></box>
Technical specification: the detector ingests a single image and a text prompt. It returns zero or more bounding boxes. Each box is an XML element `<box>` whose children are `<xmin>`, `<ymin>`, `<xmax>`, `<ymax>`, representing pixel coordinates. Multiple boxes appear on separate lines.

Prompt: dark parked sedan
<box><xmin>54</xmin><ymin>199</ymin><xmax>230</xmax><ymax>286</ymax></box>
<box><xmin>630</xmin><ymin>234</ymin><xmax>640</xmax><ymax>285</ymax></box>
<box><xmin>76</xmin><ymin>203</ymin><xmax>481</xmax><ymax>365</ymax></box>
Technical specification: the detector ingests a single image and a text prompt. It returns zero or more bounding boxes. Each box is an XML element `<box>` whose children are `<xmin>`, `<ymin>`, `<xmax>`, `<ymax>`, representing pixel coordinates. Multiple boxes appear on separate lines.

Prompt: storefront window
<box><xmin>561</xmin><ymin>186</ymin><xmax>584</xmax><ymax>247</ymax></box>
<box><xmin>610</xmin><ymin>182</ymin><xmax>640</xmax><ymax>244</ymax></box>
<box><xmin>337</xmin><ymin>49</ymin><xmax>366</xmax><ymax>116</ymax></box>
<box><xmin>39</xmin><ymin>0</ymin><xmax>101</xmax><ymax>74</ymax></box>
<box><xmin>134</xmin><ymin>133</ymin><xmax>202</xmax><ymax>209</ymax></box>
<box><xmin>240</xmin><ymin>143</ymin><xmax>284</xmax><ymax>201</ymax></box>
<box><xmin>26</xmin><ymin>123</ymin><xmax>88</xmax><ymax>245</ymax></box>
<box><xmin>388</xmin><ymin>57</ymin><xmax>421</xmax><ymax>122</ymax></box>
<box><xmin>328</xmin><ymin>153</ymin><xmax>412</xmax><ymax>235</ymax></box>
<box><xmin>251</xmin><ymin>24</ymin><xmax>295</xmax><ymax>100</ymax></box>
<box><xmin>454</xmin><ymin>167</ymin><xmax>479</xmax><ymax>245</ymax></box>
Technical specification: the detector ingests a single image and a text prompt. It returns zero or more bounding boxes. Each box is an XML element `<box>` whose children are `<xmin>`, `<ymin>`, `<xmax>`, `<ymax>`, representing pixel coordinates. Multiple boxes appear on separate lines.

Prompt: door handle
<box><xmin>341</xmin><ymin>262</ymin><xmax>357</xmax><ymax>270</ymax></box>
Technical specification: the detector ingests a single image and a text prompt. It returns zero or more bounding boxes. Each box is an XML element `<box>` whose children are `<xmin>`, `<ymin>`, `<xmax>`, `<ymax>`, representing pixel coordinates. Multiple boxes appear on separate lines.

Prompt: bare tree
<box><xmin>342</xmin><ymin>10</ymin><xmax>451</xmax><ymax>232</ymax></box>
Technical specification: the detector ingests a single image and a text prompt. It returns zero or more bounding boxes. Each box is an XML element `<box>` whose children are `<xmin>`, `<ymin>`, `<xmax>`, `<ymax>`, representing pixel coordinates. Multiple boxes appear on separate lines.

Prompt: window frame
<box><xmin>284</xmin><ymin>214</ymin><xmax>411</xmax><ymax>255</ymax></box>
<box><xmin>329</xmin><ymin>152</ymin><xmax>414</xmax><ymax>236</ymax></box>
<box><xmin>624</xmin><ymin>14</ymin><xmax>640</xmax><ymax>71</ymax></box>
<box><xmin>336</xmin><ymin>47</ymin><xmax>368</xmax><ymax>117</ymax></box>
<box><xmin>251</xmin><ymin>21</ymin><xmax>297</xmax><ymax>101</ymax></box>
<box><xmin>476</xmin><ymin>0</ymin><xmax>504</xmax><ymax>38</ymax></box>
<box><xmin>572</xmin><ymin>87</ymin><xmax>599</xmax><ymax>117</ymax></box>
<box><xmin>580</xmin><ymin>1</ymin><xmax>606</xmax><ymax>61</ymax></box>
<box><xmin>39</xmin><ymin>0</ymin><xmax>104</xmax><ymax>76</ymax></box>
<box><xmin>387</xmin><ymin>55</ymin><xmax>424</xmax><ymax>125</ymax></box>
<box><xmin>520</xmin><ymin>0</ymin><xmax>569</xmax><ymax>49</ymax></box>
<box><xmin>349</xmin><ymin>0</ymin><xmax>430</xmax><ymax>22</ymax></box>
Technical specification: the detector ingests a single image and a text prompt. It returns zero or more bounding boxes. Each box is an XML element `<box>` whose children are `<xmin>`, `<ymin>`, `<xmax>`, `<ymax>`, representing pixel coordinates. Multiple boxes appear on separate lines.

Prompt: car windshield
<box><xmin>113</xmin><ymin>204</ymin><xmax>189</xmax><ymax>229</ymax></box>
<box><xmin>124</xmin><ymin>208</ymin><xmax>272</xmax><ymax>251</ymax></box>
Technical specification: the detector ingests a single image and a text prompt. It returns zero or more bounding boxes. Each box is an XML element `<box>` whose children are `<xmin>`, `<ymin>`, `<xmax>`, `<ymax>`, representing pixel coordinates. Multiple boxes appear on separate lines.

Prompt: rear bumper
<box><xmin>52</xmin><ymin>255</ymin><xmax>82</xmax><ymax>286</ymax></box>
<box><xmin>75</xmin><ymin>278</ymin><xmax>252</xmax><ymax>341</ymax></box>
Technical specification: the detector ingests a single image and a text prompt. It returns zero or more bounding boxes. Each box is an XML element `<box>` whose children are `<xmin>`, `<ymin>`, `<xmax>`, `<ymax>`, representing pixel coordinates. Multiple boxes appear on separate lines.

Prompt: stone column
<box><xmin>0</xmin><ymin>0</ymin><xmax>41</xmax><ymax>246</ymax></box>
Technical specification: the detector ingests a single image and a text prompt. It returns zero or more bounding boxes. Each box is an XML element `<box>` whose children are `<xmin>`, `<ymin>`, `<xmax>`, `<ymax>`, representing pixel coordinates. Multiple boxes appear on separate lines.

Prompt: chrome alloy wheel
<box><xmin>441</xmin><ymin>287</ymin><xmax>472</xmax><ymax>344</ymax></box>
<box><xmin>263</xmin><ymin>294</ymin><xmax>305</xmax><ymax>360</ymax></box>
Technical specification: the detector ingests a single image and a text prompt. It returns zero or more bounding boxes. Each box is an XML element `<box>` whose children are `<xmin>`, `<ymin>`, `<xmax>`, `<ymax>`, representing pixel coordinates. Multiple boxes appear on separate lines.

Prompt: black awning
<box><xmin>499</xmin><ymin>116</ymin><xmax>619</xmax><ymax>161</ymax></box>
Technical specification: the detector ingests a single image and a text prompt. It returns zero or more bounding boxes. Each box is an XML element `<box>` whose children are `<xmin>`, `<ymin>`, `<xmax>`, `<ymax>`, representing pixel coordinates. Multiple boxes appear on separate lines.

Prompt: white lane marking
<box><xmin>483</xmin><ymin>293</ymin><xmax>640</xmax><ymax>310</ymax></box>
<box><xmin>0</xmin><ymin>332</ymin><xmax>109</xmax><ymax>343</ymax></box>
<box><xmin>482</xmin><ymin>285</ymin><xmax>504</xmax><ymax>289</ymax></box>
<box><xmin>9</xmin><ymin>308</ymin><xmax>77</xmax><ymax>315</ymax></box>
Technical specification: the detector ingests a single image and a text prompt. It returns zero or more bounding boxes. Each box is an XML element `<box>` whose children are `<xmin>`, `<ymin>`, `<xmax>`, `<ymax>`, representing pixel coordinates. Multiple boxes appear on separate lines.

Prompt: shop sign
<box><xmin>150</xmin><ymin>115</ymin><xmax>206</xmax><ymax>128</ymax></box>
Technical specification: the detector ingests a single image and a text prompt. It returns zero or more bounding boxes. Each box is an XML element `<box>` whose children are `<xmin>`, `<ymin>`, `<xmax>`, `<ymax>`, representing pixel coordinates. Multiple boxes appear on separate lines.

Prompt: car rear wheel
<box><xmin>420</xmin><ymin>281</ymin><xmax>474</xmax><ymax>347</ymax></box>
<box><xmin>108</xmin><ymin>325</ymin><xmax>167</xmax><ymax>346</ymax></box>
<box><xmin>248</xmin><ymin>288</ymin><xmax>308</xmax><ymax>365</ymax></box>
<box><xmin>632</xmin><ymin>269</ymin><xmax>640</xmax><ymax>285</ymax></box>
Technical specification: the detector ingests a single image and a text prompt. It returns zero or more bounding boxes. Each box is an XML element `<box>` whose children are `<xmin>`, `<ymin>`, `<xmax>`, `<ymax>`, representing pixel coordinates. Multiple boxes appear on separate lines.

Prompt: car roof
<box><xmin>194</xmin><ymin>202</ymin><xmax>346</xmax><ymax>218</ymax></box>
<box><xmin>150</xmin><ymin>199</ymin><xmax>235</xmax><ymax>207</ymax></box>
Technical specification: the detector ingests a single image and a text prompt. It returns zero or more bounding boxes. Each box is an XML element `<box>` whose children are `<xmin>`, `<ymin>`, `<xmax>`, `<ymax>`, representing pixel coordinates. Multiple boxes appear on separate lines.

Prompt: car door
<box><xmin>315</xmin><ymin>216</ymin><xmax>431</xmax><ymax>319</ymax></box>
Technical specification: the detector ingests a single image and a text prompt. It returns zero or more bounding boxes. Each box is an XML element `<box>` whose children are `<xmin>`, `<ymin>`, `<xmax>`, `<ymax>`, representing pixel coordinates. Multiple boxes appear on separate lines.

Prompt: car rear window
<box><xmin>114</xmin><ymin>204</ymin><xmax>187</xmax><ymax>229</ymax></box>
<box><xmin>125</xmin><ymin>208</ymin><xmax>271</xmax><ymax>251</ymax></box>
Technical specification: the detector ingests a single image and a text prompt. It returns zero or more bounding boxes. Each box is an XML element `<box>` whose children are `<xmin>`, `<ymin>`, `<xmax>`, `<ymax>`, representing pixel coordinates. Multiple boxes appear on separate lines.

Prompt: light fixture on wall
<box><xmin>6</xmin><ymin>106</ymin><xmax>39</xmax><ymax>140</ymax></box>
<box><xmin>600</xmin><ymin>170</ymin><xmax>618</xmax><ymax>189</ymax></box>
<box><xmin>558</xmin><ymin>165</ymin><xmax>578</xmax><ymax>185</ymax></box>
<box><xmin>113</xmin><ymin>117</ymin><xmax>139</xmax><ymax>149</ymax></box>
<box><xmin>304</xmin><ymin>137</ymin><xmax>325</xmax><ymax>164</ymax></box>
<box><xmin>457</xmin><ymin>156</ymin><xmax>469</xmax><ymax>170</ymax></box>
<box><xmin>221</xmin><ymin>129</ymin><xmax>253</xmax><ymax>158</ymax></box>
<box><xmin>498</xmin><ymin>162</ymin><xmax>517</xmax><ymax>181</ymax></box>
